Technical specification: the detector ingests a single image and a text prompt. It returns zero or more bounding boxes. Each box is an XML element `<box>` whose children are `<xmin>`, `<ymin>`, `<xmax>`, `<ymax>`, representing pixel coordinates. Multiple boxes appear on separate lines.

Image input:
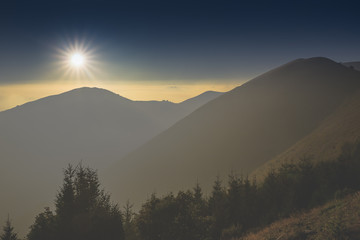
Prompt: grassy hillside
<box><xmin>253</xmin><ymin>89</ymin><xmax>360</xmax><ymax>180</ymax></box>
<box><xmin>240</xmin><ymin>192</ymin><xmax>360</xmax><ymax>240</ymax></box>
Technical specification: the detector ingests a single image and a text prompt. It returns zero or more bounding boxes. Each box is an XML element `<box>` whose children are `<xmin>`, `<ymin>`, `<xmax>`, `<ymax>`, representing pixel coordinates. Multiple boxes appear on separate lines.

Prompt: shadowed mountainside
<box><xmin>0</xmin><ymin>87</ymin><xmax>222</xmax><ymax>235</ymax></box>
<box><xmin>104</xmin><ymin>57</ymin><xmax>360</xmax><ymax>208</ymax></box>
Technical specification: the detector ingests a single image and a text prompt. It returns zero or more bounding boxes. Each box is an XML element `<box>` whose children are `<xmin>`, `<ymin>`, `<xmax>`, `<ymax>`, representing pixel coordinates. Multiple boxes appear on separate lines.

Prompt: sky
<box><xmin>0</xmin><ymin>0</ymin><xmax>359</xmax><ymax>110</ymax></box>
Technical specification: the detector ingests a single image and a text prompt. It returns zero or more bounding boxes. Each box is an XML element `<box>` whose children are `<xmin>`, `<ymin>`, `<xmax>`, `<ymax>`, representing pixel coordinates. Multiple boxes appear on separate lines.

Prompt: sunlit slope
<box><xmin>105</xmin><ymin>57</ymin><xmax>360</xmax><ymax>205</ymax></box>
<box><xmin>253</xmin><ymin>88</ymin><xmax>360</xmax><ymax>180</ymax></box>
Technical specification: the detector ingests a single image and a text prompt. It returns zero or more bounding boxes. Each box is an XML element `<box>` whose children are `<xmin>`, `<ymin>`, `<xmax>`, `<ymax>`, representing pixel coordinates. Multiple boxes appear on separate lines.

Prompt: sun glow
<box><xmin>55</xmin><ymin>39</ymin><xmax>100</xmax><ymax>81</ymax></box>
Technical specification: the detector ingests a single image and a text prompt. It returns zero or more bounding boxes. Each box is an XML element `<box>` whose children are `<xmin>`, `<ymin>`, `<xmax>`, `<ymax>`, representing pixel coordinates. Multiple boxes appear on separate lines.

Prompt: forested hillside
<box><xmin>4</xmin><ymin>141</ymin><xmax>358</xmax><ymax>240</ymax></box>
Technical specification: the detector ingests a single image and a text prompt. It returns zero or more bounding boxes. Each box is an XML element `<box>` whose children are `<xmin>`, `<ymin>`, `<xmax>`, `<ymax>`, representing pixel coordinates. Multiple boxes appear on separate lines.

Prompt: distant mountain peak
<box><xmin>275</xmin><ymin>57</ymin><xmax>339</xmax><ymax>69</ymax></box>
<box><xmin>279</xmin><ymin>57</ymin><xmax>340</xmax><ymax>69</ymax></box>
<box><xmin>59</xmin><ymin>87</ymin><xmax>130</xmax><ymax>100</ymax></box>
<box><xmin>233</xmin><ymin>56</ymin><xmax>359</xmax><ymax>93</ymax></box>
<box><xmin>66</xmin><ymin>86</ymin><xmax>109</xmax><ymax>93</ymax></box>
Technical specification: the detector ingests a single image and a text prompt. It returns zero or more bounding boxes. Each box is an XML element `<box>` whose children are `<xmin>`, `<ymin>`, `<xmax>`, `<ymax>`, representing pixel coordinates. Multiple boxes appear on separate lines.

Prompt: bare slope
<box><xmin>104</xmin><ymin>57</ymin><xmax>360</xmax><ymax>206</ymax></box>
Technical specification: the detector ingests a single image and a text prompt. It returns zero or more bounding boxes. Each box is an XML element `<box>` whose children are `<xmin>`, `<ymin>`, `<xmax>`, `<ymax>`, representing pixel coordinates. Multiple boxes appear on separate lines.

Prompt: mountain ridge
<box><xmin>1</xmin><ymin>87</ymin><xmax>223</xmax><ymax>114</ymax></box>
<box><xmin>0</xmin><ymin>87</ymin><xmax>130</xmax><ymax>114</ymax></box>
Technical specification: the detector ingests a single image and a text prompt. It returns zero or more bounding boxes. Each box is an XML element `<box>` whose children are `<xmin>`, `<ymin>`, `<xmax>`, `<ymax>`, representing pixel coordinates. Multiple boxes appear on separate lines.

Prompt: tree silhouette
<box><xmin>27</xmin><ymin>208</ymin><xmax>56</xmax><ymax>240</ymax></box>
<box><xmin>208</xmin><ymin>176</ymin><xmax>228</xmax><ymax>240</ymax></box>
<box><xmin>28</xmin><ymin>164</ymin><xmax>124</xmax><ymax>240</ymax></box>
<box><xmin>0</xmin><ymin>216</ymin><xmax>18</xmax><ymax>240</ymax></box>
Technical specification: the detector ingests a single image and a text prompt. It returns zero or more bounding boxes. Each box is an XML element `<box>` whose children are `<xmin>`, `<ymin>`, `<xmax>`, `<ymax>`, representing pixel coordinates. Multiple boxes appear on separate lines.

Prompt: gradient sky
<box><xmin>0</xmin><ymin>0</ymin><xmax>359</xmax><ymax>110</ymax></box>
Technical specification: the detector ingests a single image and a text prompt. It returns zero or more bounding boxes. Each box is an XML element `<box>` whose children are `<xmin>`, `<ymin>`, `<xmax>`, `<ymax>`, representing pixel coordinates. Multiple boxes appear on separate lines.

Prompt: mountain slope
<box><xmin>104</xmin><ymin>57</ymin><xmax>360</xmax><ymax>206</ymax></box>
<box><xmin>241</xmin><ymin>192</ymin><xmax>360</xmax><ymax>240</ymax></box>
<box><xmin>253</xmin><ymin>88</ymin><xmax>360</xmax><ymax>180</ymax></box>
<box><xmin>0</xmin><ymin>87</ymin><xmax>221</xmax><ymax>235</ymax></box>
<box><xmin>0</xmin><ymin>87</ymin><xmax>221</xmax><ymax>169</ymax></box>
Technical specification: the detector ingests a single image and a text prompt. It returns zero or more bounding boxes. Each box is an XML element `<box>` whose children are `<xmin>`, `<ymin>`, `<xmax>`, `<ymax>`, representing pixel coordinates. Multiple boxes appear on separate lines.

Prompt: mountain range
<box><xmin>0</xmin><ymin>87</ymin><xmax>222</xmax><ymax>235</ymax></box>
<box><xmin>1</xmin><ymin>57</ymin><xmax>360</xmax><ymax>236</ymax></box>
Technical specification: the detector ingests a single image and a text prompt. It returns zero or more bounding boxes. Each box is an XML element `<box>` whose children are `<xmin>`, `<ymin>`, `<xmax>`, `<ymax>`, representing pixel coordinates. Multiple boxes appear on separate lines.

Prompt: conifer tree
<box><xmin>227</xmin><ymin>173</ymin><xmax>243</xmax><ymax>226</ymax></box>
<box><xmin>208</xmin><ymin>176</ymin><xmax>228</xmax><ymax>240</ymax></box>
<box><xmin>193</xmin><ymin>182</ymin><xmax>206</xmax><ymax>215</ymax></box>
<box><xmin>0</xmin><ymin>216</ymin><xmax>18</xmax><ymax>240</ymax></box>
<box><xmin>28</xmin><ymin>164</ymin><xmax>124</xmax><ymax>240</ymax></box>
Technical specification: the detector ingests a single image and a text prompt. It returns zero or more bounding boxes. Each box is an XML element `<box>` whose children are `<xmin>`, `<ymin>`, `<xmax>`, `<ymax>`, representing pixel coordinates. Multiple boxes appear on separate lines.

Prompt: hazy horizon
<box><xmin>1</xmin><ymin>58</ymin><xmax>358</xmax><ymax>112</ymax></box>
<box><xmin>0</xmin><ymin>81</ymin><xmax>239</xmax><ymax>112</ymax></box>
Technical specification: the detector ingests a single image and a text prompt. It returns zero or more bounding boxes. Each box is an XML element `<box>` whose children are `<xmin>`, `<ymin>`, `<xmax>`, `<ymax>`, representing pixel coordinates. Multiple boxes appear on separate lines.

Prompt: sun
<box><xmin>70</xmin><ymin>53</ymin><xmax>85</xmax><ymax>68</ymax></box>
<box><xmin>55</xmin><ymin>38</ymin><xmax>100</xmax><ymax>81</ymax></box>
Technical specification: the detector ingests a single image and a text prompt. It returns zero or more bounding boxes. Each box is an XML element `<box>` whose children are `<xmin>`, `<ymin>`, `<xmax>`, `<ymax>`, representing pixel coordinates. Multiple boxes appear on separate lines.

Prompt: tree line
<box><xmin>2</xmin><ymin>141</ymin><xmax>360</xmax><ymax>240</ymax></box>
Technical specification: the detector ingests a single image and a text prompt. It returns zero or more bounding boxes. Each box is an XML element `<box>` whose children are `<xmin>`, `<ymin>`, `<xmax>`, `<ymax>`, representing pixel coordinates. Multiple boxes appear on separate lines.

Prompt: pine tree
<box><xmin>193</xmin><ymin>181</ymin><xmax>206</xmax><ymax>215</ymax></box>
<box><xmin>55</xmin><ymin>164</ymin><xmax>76</xmax><ymax>240</ymax></box>
<box><xmin>27</xmin><ymin>208</ymin><xmax>56</xmax><ymax>240</ymax></box>
<box><xmin>208</xmin><ymin>176</ymin><xmax>228</xmax><ymax>240</ymax></box>
<box><xmin>227</xmin><ymin>173</ymin><xmax>243</xmax><ymax>227</ymax></box>
<box><xmin>191</xmin><ymin>182</ymin><xmax>210</xmax><ymax>240</ymax></box>
<box><xmin>28</xmin><ymin>164</ymin><xmax>124</xmax><ymax>240</ymax></box>
<box><xmin>0</xmin><ymin>216</ymin><xmax>18</xmax><ymax>240</ymax></box>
